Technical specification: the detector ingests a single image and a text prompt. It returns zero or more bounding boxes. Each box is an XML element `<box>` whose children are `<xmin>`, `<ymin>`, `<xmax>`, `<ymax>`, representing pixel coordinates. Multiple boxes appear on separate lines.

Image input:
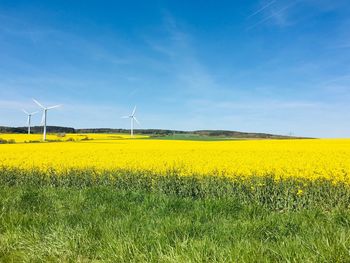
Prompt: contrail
<box><xmin>246</xmin><ymin>1</ymin><xmax>298</xmax><ymax>30</ymax></box>
<box><xmin>247</xmin><ymin>0</ymin><xmax>277</xmax><ymax>19</ymax></box>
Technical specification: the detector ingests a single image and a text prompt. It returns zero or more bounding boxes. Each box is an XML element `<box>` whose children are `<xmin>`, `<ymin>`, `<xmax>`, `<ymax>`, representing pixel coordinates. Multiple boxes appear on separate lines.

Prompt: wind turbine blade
<box><xmin>131</xmin><ymin>105</ymin><xmax>137</xmax><ymax>116</ymax></box>
<box><xmin>133</xmin><ymin>117</ymin><xmax>141</xmax><ymax>126</ymax></box>
<box><xmin>32</xmin><ymin>99</ymin><xmax>45</xmax><ymax>109</ymax></box>
<box><xmin>30</xmin><ymin>111</ymin><xmax>39</xmax><ymax>115</ymax></box>
<box><xmin>121</xmin><ymin>116</ymin><xmax>129</xmax><ymax>118</ymax></box>
<box><xmin>22</xmin><ymin>109</ymin><xmax>29</xmax><ymax>115</ymax></box>
<box><xmin>47</xmin><ymin>104</ymin><xmax>62</xmax><ymax>110</ymax></box>
<box><xmin>27</xmin><ymin>116</ymin><xmax>30</xmax><ymax>125</ymax></box>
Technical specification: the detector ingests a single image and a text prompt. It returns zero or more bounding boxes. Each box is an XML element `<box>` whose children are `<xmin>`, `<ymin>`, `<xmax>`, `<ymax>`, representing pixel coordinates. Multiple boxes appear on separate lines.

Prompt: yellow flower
<box><xmin>0</xmin><ymin>135</ymin><xmax>349</xmax><ymax>185</ymax></box>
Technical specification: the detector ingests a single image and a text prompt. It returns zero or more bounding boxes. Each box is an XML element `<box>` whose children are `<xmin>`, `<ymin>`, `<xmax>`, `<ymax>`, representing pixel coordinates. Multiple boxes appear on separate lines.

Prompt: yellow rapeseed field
<box><xmin>0</xmin><ymin>135</ymin><xmax>350</xmax><ymax>183</ymax></box>
<box><xmin>0</xmin><ymin>133</ymin><xmax>148</xmax><ymax>142</ymax></box>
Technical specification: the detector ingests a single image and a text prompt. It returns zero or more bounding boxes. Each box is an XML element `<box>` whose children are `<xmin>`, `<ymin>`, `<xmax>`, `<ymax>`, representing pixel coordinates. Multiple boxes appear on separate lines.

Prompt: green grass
<box><xmin>1</xmin><ymin>186</ymin><xmax>350</xmax><ymax>262</ymax></box>
<box><xmin>1</xmin><ymin>169</ymin><xmax>350</xmax><ymax>262</ymax></box>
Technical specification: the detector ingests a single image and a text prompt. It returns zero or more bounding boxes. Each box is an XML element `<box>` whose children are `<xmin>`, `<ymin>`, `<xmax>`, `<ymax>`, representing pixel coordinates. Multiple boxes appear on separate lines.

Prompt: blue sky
<box><xmin>0</xmin><ymin>0</ymin><xmax>349</xmax><ymax>137</ymax></box>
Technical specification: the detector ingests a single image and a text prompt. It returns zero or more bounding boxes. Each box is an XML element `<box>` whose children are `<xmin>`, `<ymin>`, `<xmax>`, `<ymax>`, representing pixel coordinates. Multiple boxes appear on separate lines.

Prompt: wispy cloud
<box><xmin>0</xmin><ymin>13</ymin><xmax>135</xmax><ymax>67</ymax></box>
<box><xmin>145</xmin><ymin>12</ymin><xmax>219</xmax><ymax>95</ymax></box>
<box><xmin>247</xmin><ymin>1</ymin><xmax>299</xmax><ymax>30</ymax></box>
<box><xmin>246</xmin><ymin>0</ymin><xmax>276</xmax><ymax>19</ymax></box>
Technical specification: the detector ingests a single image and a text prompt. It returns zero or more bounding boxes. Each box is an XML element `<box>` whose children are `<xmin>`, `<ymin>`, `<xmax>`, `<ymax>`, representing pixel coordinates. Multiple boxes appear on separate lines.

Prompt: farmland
<box><xmin>0</xmin><ymin>136</ymin><xmax>349</xmax><ymax>183</ymax></box>
<box><xmin>0</xmin><ymin>133</ymin><xmax>148</xmax><ymax>143</ymax></box>
<box><xmin>1</xmin><ymin>135</ymin><xmax>350</xmax><ymax>262</ymax></box>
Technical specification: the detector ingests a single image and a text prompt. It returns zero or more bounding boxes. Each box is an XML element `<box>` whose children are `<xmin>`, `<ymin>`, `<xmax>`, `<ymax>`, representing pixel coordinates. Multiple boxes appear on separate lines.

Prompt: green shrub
<box><xmin>0</xmin><ymin>138</ymin><xmax>15</xmax><ymax>144</ymax></box>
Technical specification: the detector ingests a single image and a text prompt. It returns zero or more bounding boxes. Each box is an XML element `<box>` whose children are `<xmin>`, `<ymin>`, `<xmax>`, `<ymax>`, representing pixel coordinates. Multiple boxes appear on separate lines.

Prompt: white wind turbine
<box><xmin>22</xmin><ymin>109</ymin><xmax>38</xmax><ymax>134</ymax></box>
<box><xmin>122</xmin><ymin>106</ymin><xmax>140</xmax><ymax>137</ymax></box>
<box><xmin>32</xmin><ymin>99</ymin><xmax>62</xmax><ymax>141</ymax></box>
